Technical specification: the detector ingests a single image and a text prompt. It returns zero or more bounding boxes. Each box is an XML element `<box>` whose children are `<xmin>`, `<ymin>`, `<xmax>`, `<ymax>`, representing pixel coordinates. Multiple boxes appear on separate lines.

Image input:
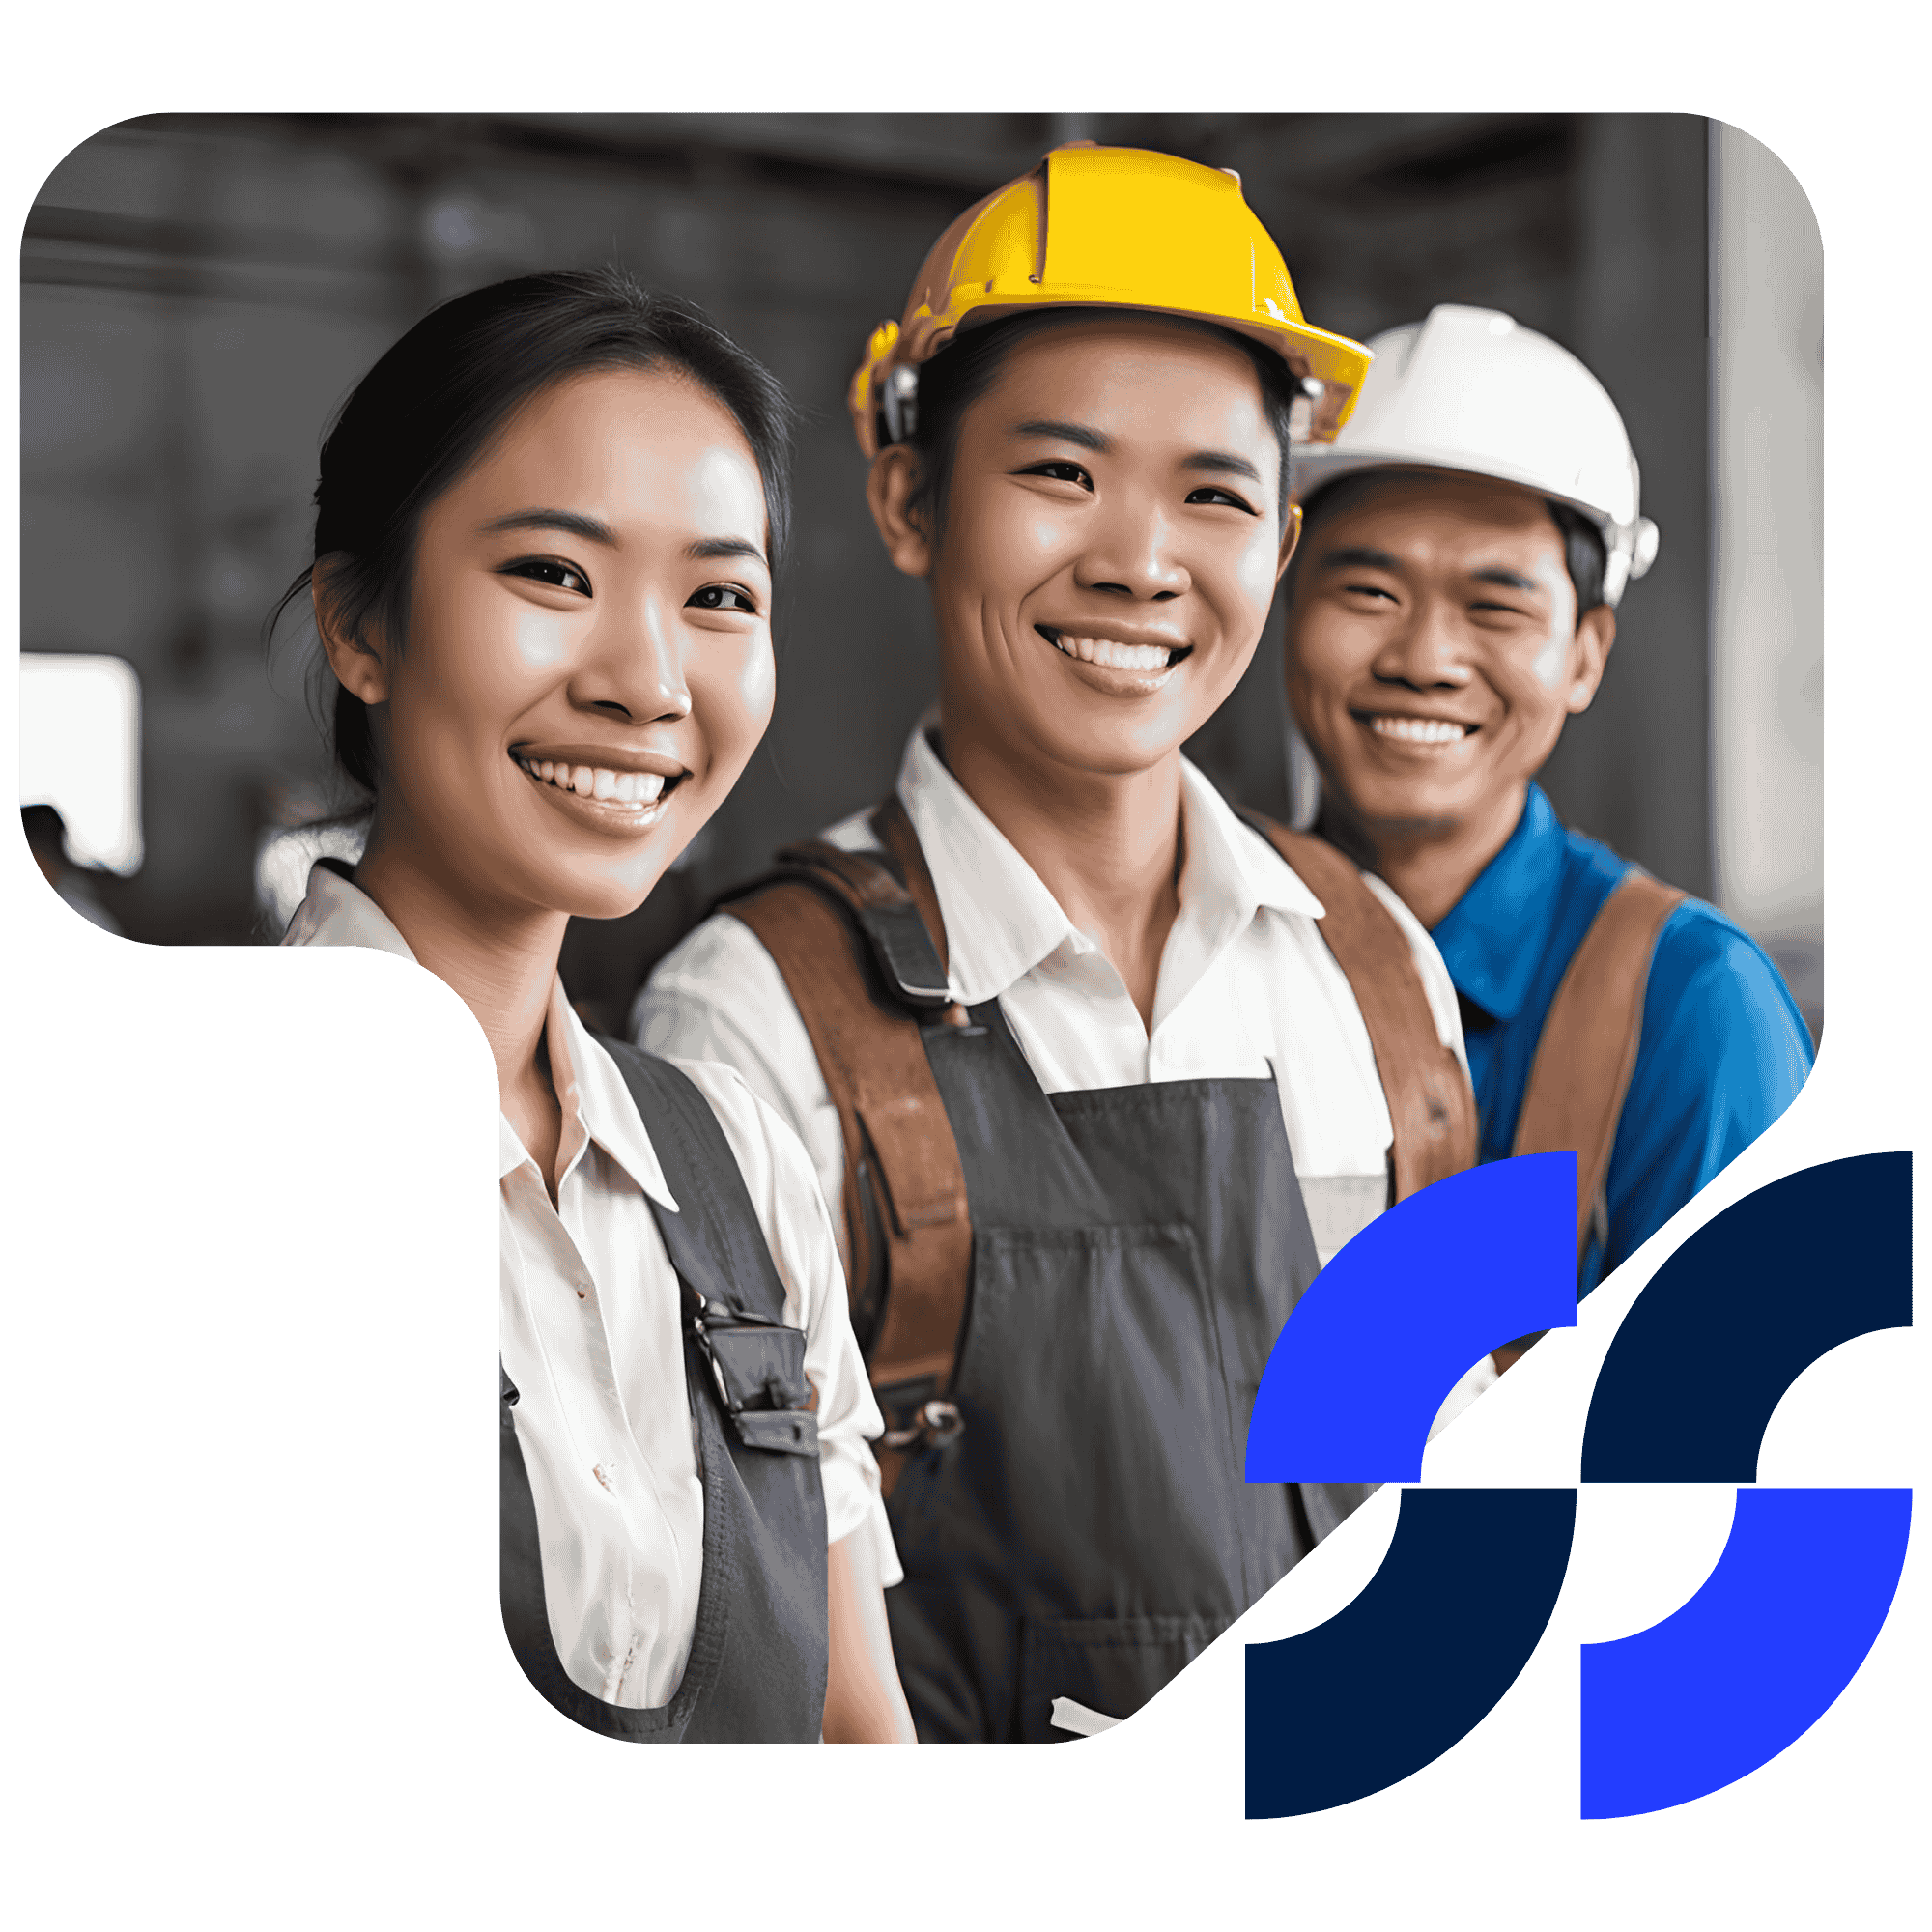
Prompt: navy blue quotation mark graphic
<box><xmin>1244</xmin><ymin>1151</ymin><xmax>1912</xmax><ymax>1820</ymax></box>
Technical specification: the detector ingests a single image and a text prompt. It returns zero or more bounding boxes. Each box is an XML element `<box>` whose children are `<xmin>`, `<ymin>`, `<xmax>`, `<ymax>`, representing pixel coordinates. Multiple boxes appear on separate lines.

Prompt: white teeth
<box><xmin>1369</xmin><ymin>716</ymin><xmax>1468</xmax><ymax>746</ymax></box>
<box><xmin>518</xmin><ymin>756</ymin><xmax>675</xmax><ymax>810</ymax></box>
<box><xmin>1051</xmin><ymin>634</ymin><xmax>1175</xmax><ymax>672</ymax></box>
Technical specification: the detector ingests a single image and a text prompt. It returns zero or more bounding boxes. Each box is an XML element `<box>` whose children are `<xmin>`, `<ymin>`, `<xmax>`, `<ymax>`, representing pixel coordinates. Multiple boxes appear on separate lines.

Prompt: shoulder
<box><xmin>653</xmin><ymin>1053</ymin><xmax>838</xmax><ymax>1290</ymax></box>
<box><xmin>654</xmin><ymin>1053</ymin><xmax>799</xmax><ymax>1182</ymax></box>
<box><xmin>643</xmin><ymin>906</ymin><xmax>781</xmax><ymax>998</ymax></box>
<box><xmin>1630</xmin><ymin>896</ymin><xmax>1814</xmax><ymax>1102</ymax></box>
<box><xmin>1647</xmin><ymin>897</ymin><xmax>1807</xmax><ymax>1026</ymax></box>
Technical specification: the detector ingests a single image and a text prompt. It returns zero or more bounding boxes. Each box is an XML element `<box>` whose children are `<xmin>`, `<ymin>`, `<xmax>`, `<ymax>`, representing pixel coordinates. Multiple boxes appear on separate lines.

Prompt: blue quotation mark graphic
<box><xmin>1244</xmin><ymin>1151</ymin><xmax>1913</xmax><ymax>1820</ymax></box>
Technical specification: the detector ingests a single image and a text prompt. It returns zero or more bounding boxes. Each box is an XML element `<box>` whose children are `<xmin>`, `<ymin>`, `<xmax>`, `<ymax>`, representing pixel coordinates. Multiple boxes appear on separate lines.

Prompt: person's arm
<box><xmin>824</xmin><ymin>1531</ymin><xmax>917</xmax><ymax>1743</ymax></box>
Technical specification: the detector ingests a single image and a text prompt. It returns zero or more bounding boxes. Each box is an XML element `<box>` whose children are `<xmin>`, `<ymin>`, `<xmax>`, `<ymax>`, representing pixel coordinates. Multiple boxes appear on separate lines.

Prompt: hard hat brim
<box><xmin>1291</xmin><ymin>445</ymin><xmax>1625</xmax><ymax>537</ymax></box>
<box><xmin>940</xmin><ymin>295</ymin><xmax>1375</xmax><ymax>427</ymax></box>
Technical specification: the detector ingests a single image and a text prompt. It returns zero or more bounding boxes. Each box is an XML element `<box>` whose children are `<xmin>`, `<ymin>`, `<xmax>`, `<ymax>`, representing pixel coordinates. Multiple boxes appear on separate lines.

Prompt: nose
<box><xmin>1076</xmin><ymin>488</ymin><xmax>1189</xmax><ymax>603</ymax></box>
<box><xmin>570</xmin><ymin>589</ymin><xmax>692</xmax><ymax>724</ymax></box>
<box><xmin>1372</xmin><ymin>594</ymin><xmax>1471</xmax><ymax>692</ymax></box>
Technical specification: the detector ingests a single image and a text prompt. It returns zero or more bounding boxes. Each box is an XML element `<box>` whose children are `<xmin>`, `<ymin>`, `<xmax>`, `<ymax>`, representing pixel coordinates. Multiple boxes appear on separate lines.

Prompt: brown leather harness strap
<box><xmin>1239</xmin><ymin>811</ymin><xmax>1478</xmax><ymax>1203</ymax></box>
<box><xmin>725</xmin><ymin>800</ymin><xmax>1478</xmax><ymax>1491</ymax></box>
<box><xmin>1513</xmin><ymin>869</ymin><xmax>1687</xmax><ymax>1262</ymax></box>
<box><xmin>721</xmin><ymin>825</ymin><xmax>972</xmax><ymax>1428</ymax></box>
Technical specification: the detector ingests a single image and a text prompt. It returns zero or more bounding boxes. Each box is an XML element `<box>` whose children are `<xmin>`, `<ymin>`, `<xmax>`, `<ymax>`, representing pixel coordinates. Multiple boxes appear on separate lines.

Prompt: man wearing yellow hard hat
<box><xmin>636</xmin><ymin>146</ymin><xmax>1478</xmax><ymax>1742</ymax></box>
<box><xmin>1282</xmin><ymin>305</ymin><xmax>1813</xmax><ymax>1321</ymax></box>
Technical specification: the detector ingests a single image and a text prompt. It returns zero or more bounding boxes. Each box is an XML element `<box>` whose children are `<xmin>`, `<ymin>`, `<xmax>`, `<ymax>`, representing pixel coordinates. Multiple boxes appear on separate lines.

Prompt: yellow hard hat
<box><xmin>848</xmin><ymin>143</ymin><xmax>1374</xmax><ymax>459</ymax></box>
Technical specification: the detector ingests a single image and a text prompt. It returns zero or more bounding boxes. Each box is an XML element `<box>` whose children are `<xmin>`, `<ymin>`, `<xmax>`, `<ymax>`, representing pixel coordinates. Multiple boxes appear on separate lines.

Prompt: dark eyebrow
<box><xmin>1471</xmin><ymin>566</ymin><xmax>1542</xmax><ymax>593</ymax></box>
<box><xmin>1010</xmin><ymin>418</ymin><xmax>1111</xmax><ymax>454</ymax></box>
<box><xmin>688</xmin><ymin>536</ymin><xmax>769</xmax><ymax>569</ymax></box>
<box><xmin>480</xmin><ymin>508</ymin><xmax>616</xmax><ymax>545</ymax></box>
<box><xmin>1315</xmin><ymin>544</ymin><xmax>1402</xmax><ymax>573</ymax></box>
<box><xmin>1183</xmin><ymin>449</ymin><xmax>1263</xmax><ymax>483</ymax></box>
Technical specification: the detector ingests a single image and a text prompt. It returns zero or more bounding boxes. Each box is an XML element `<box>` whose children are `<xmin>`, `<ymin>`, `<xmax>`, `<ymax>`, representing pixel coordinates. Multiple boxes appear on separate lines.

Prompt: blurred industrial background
<box><xmin>19</xmin><ymin>113</ymin><xmax>1822</xmax><ymax>1037</ymax></box>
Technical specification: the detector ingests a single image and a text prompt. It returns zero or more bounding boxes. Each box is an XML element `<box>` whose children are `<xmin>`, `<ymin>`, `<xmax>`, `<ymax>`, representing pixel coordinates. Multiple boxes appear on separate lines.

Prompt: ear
<box><xmin>311</xmin><ymin>554</ymin><xmax>392</xmax><ymax>706</ymax></box>
<box><xmin>1566</xmin><ymin>605</ymin><xmax>1617</xmax><ymax>715</ymax></box>
<box><xmin>1275</xmin><ymin>501</ymin><xmax>1304</xmax><ymax>584</ymax></box>
<box><xmin>866</xmin><ymin>445</ymin><xmax>933</xmax><ymax>580</ymax></box>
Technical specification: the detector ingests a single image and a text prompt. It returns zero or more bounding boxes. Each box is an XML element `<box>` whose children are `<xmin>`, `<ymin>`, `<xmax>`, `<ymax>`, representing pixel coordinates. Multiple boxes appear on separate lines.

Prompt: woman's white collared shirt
<box><xmin>283</xmin><ymin>863</ymin><xmax>895</xmax><ymax>1710</ymax></box>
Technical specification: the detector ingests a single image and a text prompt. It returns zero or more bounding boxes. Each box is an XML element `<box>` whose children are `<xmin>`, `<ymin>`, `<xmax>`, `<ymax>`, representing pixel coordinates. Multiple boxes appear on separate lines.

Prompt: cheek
<box><xmin>691</xmin><ymin>639</ymin><xmax>776</xmax><ymax>780</ymax></box>
<box><xmin>512</xmin><ymin>604</ymin><xmax>571</xmax><ymax>672</ymax></box>
<box><xmin>1287</xmin><ymin>611</ymin><xmax>1364</xmax><ymax>713</ymax></box>
<box><xmin>406</xmin><ymin>584</ymin><xmax>554</xmax><ymax>744</ymax></box>
<box><xmin>942</xmin><ymin>494</ymin><xmax>1068</xmax><ymax>609</ymax></box>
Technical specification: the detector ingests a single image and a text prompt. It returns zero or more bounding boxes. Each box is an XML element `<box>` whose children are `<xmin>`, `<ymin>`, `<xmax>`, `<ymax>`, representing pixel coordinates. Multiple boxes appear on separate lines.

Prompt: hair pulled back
<box><xmin>277</xmin><ymin>268</ymin><xmax>795</xmax><ymax>797</ymax></box>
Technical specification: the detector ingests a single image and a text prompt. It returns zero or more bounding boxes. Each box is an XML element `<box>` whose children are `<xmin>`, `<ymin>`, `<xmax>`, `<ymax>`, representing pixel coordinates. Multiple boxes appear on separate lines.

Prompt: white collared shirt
<box><xmin>634</xmin><ymin>730</ymin><xmax>1467</xmax><ymax>1269</ymax></box>
<box><xmin>283</xmin><ymin>863</ymin><xmax>895</xmax><ymax>1710</ymax></box>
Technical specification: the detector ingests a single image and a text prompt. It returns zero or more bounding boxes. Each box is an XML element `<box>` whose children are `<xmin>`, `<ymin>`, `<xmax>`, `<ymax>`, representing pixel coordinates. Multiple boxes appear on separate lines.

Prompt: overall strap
<box><xmin>719</xmin><ymin>804</ymin><xmax>974</xmax><ymax>1435</ymax></box>
<box><xmin>1238</xmin><ymin>811</ymin><xmax>1479</xmax><ymax>1202</ymax></box>
<box><xmin>596</xmin><ymin>1042</ymin><xmax>823</xmax><ymax>1457</ymax></box>
<box><xmin>595</xmin><ymin>1042</ymin><xmax>788</xmax><ymax>1322</ymax></box>
<box><xmin>1512</xmin><ymin>868</ymin><xmax>1688</xmax><ymax>1262</ymax></box>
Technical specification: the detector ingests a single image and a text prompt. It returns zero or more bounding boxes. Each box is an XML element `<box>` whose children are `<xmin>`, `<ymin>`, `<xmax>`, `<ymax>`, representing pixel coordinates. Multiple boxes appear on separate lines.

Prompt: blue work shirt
<box><xmin>1429</xmin><ymin>784</ymin><xmax>1814</xmax><ymax>1293</ymax></box>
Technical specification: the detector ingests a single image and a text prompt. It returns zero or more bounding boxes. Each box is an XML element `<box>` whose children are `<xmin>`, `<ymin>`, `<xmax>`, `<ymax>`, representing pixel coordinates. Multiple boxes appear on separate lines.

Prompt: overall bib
<box><xmin>887</xmin><ymin>1006</ymin><xmax>1323</xmax><ymax>1742</ymax></box>
<box><xmin>724</xmin><ymin>788</ymin><xmax>1470</xmax><ymax>1744</ymax></box>
<box><xmin>499</xmin><ymin>1048</ymin><xmax>830</xmax><ymax>1744</ymax></box>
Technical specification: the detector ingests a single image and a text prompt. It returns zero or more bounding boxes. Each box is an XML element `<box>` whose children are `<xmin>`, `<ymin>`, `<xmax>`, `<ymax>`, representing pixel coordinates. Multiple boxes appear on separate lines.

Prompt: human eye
<box><xmin>499</xmin><ymin>555</ymin><xmax>591</xmax><ymax>596</ymax></box>
<box><xmin>1341</xmin><ymin>580</ymin><xmax>1399</xmax><ymax>605</ymax></box>
<box><xmin>1469</xmin><ymin>596</ymin><xmax>1536</xmax><ymax>624</ymax></box>
<box><xmin>1016</xmin><ymin>458</ymin><xmax>1094</xmax><ymax>490</ymax></box>
<box><xmin>686</xmin><ymin>582</ymin><xmax>760</xmax><ymax>615</ymax></box>
<box><xmin>1184</xmin><ymin>484</ymin><xmax>1259</xmax><ymax>515</ymax></box>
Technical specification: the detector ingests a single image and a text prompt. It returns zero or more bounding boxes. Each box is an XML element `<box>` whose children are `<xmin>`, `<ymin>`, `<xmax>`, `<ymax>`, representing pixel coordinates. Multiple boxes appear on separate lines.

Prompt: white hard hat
<box><xmin>1293</xmin><ymin>304</ymin><xmax>1661</xmax><ymax>608</ymax></box>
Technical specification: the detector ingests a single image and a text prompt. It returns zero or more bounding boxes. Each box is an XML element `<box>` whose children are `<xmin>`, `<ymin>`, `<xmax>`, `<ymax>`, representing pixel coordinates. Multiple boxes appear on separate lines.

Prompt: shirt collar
<box><xmin>532</xmin><ymin>987</ymin><xmax>680</xmax><ymax>1213</ymax></box>
<box><xmin>279</xmin><ymin>859</ymin><xmax>417</xmax><ymax>962</ymax></box>
<box><xmin>894</xmin><ymin>729</ymin><xmax>1325</xmax><ymax>1006</ymax></box>
<box><xmin>281</xmin><ymin>862</ymin><xmax>677</xmax><ymax>1210</ymax></box>
<box><xmin>1428</xmin><ymin>783</ymin><xmax>1566</xmax><ymax>1021</ymax></box>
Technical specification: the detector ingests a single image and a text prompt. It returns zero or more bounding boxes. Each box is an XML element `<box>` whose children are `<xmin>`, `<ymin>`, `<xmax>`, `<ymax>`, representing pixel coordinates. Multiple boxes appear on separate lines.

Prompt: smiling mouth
<box><xmin>512</xmin><ymin>753</ymin><xmax>688</xmax><ymax>813</ymax></box>
<box><xmin>1037</xmin><ymin>625</ymin><xmax>1192</xmax><ymax>673</ymax></box>
<box><xmin>1355</xmin><ymin>713</ymin><xmax>1477</xmax><ymax>747</ymax></box>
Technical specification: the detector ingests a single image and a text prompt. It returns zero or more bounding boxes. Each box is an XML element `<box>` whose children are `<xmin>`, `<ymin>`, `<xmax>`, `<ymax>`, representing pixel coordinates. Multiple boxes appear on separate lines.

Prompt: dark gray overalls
<box><xmin>727</xmin><ymin>795</ymin><xmax>1474</xmax><ymax>1743</ymax></box>
<box><xmin>498</xmin><ymin>1048</ymin><xmax>829</xmax><ymax>1744</ymax></box>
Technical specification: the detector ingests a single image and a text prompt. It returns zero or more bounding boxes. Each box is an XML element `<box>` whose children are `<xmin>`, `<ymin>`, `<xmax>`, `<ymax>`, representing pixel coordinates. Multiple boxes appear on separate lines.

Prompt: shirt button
<box><xmin>576</xmin><ymin>1285</ymin><xmax>589</xmax><ymax>1300</ymax></box>
<box><xmin>593</xmin><ymin>1463</ymin><xmax>614</xmax><ymax>1492</ymax></box>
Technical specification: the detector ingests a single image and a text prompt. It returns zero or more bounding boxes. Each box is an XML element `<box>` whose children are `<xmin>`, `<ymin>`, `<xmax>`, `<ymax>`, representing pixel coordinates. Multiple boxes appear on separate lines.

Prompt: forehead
<box><xmin>1311</xmin><ymin>470</ymin><xmax>1565</xmax><ymax>568</ymax></box>
<box><xmin>447</xmin><ymin>365</ymin><xmax>766</xmax><ymax>528</ymax></box>
<box><xmin>973</xmin><ymin>313</ymin><xmax>1273</xmax><ymax>442</ymax></box>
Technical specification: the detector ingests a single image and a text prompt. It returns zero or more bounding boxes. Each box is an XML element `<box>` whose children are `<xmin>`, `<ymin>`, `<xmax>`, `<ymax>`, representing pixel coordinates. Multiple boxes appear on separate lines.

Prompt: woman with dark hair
<box><xmin>278</xmin><ymin>269</ymin><xmax>913</xmax><ymax>1744</ymax></box>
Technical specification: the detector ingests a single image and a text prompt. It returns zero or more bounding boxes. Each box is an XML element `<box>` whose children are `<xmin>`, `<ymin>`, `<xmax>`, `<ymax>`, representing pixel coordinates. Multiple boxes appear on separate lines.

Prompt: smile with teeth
<box><xmin>1038</xmin><ymin>626</ymin><xmax>1189</xmax><ymax>672</ymax></box>
<box><xmin>1364</xmin><ymin>715</ymin><xmax>1474</xmax><ymax>746</ymax></box>
<box><xmin>514</xmin><ymin>754</ymin><xmax>677</xmax><ymax>809</ymax></box>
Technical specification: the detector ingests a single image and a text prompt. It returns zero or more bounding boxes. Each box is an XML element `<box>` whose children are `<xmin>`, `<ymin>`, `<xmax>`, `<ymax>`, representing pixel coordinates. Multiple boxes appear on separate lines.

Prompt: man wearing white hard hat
<box><xmin>1283</xmin><ymin>304</ymin><xmax>1812</xmax><ymax>1316</ymax></box>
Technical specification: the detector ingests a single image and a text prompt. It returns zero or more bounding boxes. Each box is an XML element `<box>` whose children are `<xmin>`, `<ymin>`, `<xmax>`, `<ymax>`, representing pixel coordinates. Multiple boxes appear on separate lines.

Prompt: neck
<box><xmin>353</xmin><ymin>815</ymin><xmax>567</xmax><ymax>1101</ymax></box>
<box><xmin>1321</xmin><ymin>781</ymin><xmax>1530</xmax><ymax>930</ymax></box>
<box><xmin>936</xmin><ymin>704</ymin><xmax>1184</xmax><ymax>1030</ymax></box>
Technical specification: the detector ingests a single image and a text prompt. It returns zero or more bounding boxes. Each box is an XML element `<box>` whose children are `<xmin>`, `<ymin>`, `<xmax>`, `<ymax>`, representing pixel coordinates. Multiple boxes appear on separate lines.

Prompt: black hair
<box><xmin>898</xmin><ymin>307</ymin><xmax>1301</xmax><ymax>541</ymax></box>
<box><xmin>1292</xmin><ymin>469</ymin><xmax>1610</xmax><ymax>622</ymax></box>
<box><xmin>273</xmin><ymin>268</ymin><xmax>796</xmax><ymax>798</ymax></box>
